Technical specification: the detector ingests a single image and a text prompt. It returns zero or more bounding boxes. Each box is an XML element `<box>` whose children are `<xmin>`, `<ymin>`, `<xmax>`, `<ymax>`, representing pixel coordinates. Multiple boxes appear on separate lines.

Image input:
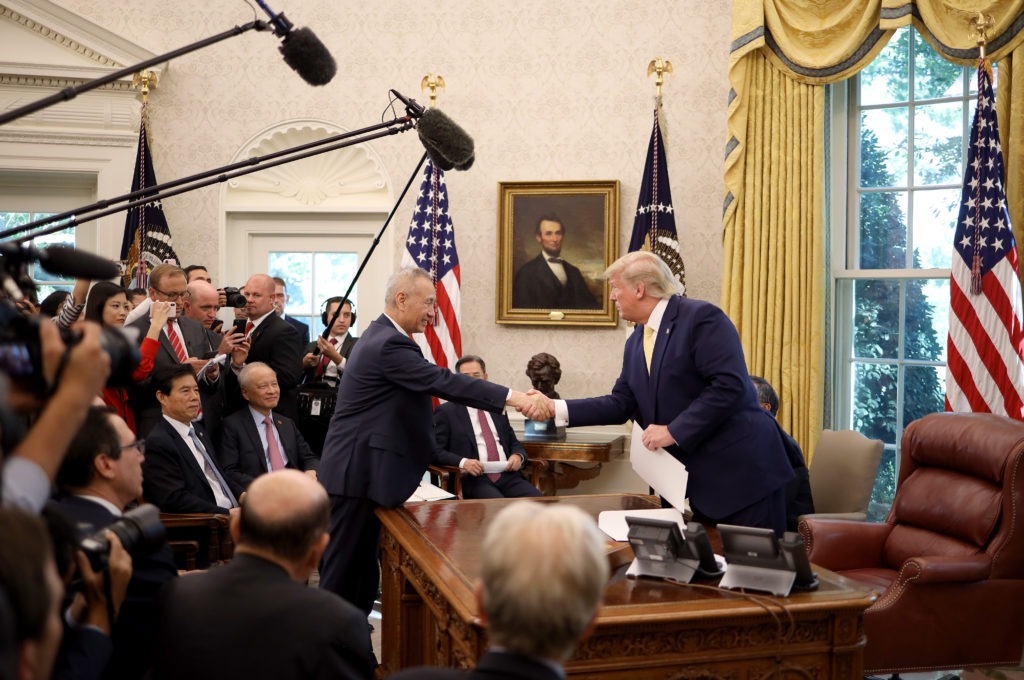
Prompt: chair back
<box><xmin>807</xmin><ymin>429</ymin><xmax>883</xmax><ymax>518</ymax></box>
<box><xmin>884</xmin><ymin>412</ymin><xmax>1024</xmax><ymax>577</ymax></box>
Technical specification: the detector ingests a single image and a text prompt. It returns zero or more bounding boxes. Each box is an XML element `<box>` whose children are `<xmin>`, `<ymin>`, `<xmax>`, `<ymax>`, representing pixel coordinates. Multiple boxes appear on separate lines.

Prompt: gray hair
<box><xmin>238</xmin><ymin>361</ymin><xmax>273</xmax><ymax>390</ymax></box>
<box><xmin>384</xmin><ymin>266</ymin><xmax>432</xmax><ymax>306</ymax></box>
<box><xmin>604</xmin><ymin>251</ymin><xmax>682</xmax><ymax>299</ymax></box>
<box><xmin>480</xmin><ymin>502</ymin><xmax>609</xmax><ymax>662</ymax></box>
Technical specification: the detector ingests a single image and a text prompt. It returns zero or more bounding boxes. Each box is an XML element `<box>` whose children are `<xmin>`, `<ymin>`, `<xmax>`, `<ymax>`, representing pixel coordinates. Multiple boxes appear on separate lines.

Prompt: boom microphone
<box><xmin>0</xmin><ymin>244</ymin><xmax>120</xmax><ymax>280</ymax></box>
<box><xmin>254</xmin><ymin>0</ymin><xmax>337</xmax><ymax>86</ymax></box>
<box><xmin>416</xmin><ymin>108</ymin><xmax>476</xmax><ymax>171</ymax></box>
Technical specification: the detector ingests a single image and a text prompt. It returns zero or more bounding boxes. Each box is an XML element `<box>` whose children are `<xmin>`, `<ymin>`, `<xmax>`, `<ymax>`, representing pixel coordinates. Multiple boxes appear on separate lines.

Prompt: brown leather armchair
<box><xmin>799</xmin><ymin>412</ymin><xmax>1024</xmax><ymax>674</ymax></box>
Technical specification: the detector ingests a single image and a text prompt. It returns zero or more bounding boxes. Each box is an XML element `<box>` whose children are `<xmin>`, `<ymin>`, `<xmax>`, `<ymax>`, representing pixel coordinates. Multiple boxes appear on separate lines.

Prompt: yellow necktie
<box><xmin>643</xmin><ymin>326</ymin><xmax>655</xmax><ymax>373</ymax></box>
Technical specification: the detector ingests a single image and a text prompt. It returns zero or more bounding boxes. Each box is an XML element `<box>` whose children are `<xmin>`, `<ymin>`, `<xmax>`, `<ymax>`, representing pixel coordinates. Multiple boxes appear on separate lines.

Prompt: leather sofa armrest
<box><xmin>799</xmin><ymin>518</ymin><xmax>892</xmax><ymax>571</ymax></box>
<box><xmin>901</xmin><ymin>554</ymin><xmax>992</xmax><ymax>585</ymax></box>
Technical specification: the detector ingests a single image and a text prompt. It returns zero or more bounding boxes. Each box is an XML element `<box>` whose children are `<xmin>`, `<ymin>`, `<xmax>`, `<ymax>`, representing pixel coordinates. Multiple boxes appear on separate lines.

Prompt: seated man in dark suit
<box><xmin>152</xmin><ymin>470</ymin><xmax>375</xmax><ymax>680</ymax></box>
<box><xmin>750</xmin><ymin>376</ymin><xmax>814</xmax><ymax>531</ymax></box>
<box><xmin>432</xmin><ymin>355</ymin><xmax>542</xmax><ymax>500</ymax></box>
<box><xmin>219</xmin><ymin>362</ymin><xmax>319</xmax><ymax>492</ymax></box>
<box><xmin>142</xmin><ymin>365</ymin><xmax>242</xmax><ymax>516</ymax></box>
<box><xmin>392</xmin><ymin>502</ymin><xmax>609</xmax><ymax>680</ymax></box>
<box><xmin>54</xmin><ymin>406</ymin><xmax>178</xmax><ymax>680</ymax></box>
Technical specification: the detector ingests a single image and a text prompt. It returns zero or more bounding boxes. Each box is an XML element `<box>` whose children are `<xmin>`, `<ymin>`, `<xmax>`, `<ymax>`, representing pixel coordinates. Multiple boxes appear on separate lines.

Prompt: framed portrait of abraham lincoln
<box><xmin>497</xmin><ymin>180</ymin><xmax>619</xmax><ymax>326</ymax></box>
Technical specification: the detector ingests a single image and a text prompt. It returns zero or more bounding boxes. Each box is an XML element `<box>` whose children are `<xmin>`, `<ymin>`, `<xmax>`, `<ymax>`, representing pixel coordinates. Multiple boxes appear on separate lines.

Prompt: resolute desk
<box><xmin>377</xmin><ymin>494</ymin><xmax>877</xmax><ymax>678</ymax></box>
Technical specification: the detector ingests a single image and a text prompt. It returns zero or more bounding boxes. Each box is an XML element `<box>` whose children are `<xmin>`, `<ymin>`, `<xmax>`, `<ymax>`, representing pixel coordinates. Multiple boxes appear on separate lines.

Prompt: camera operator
<box><xmin>3</xmin><ymin>321</ymin><xmax>112</xmax><ymax>513</ymax></box>
<box><xmin>54</xmin><ymin>406</ymin><xmax>176</xmax><ymax>680</ymax></box>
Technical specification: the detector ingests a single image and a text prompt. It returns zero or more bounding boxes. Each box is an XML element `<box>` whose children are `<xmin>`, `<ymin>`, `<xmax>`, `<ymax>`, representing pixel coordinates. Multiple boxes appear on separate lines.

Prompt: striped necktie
<box><xmin>166</xmin><ymin>321</ymin><xmax>188</xmax><ymax>364</ymax></box>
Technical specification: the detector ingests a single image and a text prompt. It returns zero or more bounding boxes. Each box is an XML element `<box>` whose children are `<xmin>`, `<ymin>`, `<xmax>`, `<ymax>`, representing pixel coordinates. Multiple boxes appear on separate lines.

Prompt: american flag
<box><xmin>629</xmin><ymin>105</ymin><xmax>685</xmax><ymax>293</ymax></box>
<box><xmin>401</xmin><ymin>159</ymin><xmax>462</xmax><ymax>369</ymax></box>
<box><xmin>945</xmin><ymin>62</ymin><xmax>1024</xmax><ymax>419</ymax></box>
<box><xmin>120</xmin><ymin>110</ymin><xmax>178</xmax><ymax>288</ymax></box>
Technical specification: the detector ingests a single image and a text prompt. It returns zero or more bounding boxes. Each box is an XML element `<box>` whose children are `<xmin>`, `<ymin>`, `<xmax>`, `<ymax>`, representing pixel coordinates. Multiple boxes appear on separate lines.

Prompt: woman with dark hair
<box><xmin>38</xmin><ymin>290</ymin><xmax>70</xmax><ymax>318</ymax></box>
<box><xmin>70</xmin><ymin>281</ymin><xmax>171</xmax><ymax>432</ymax></box>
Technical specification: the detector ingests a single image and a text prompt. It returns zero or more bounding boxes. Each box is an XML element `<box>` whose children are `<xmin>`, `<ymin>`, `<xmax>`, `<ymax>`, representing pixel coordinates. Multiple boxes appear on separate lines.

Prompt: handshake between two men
<box><xmin>511</xmin><ymin>389</ymin><xmax>554</xmax><ymax>421</ymax></box>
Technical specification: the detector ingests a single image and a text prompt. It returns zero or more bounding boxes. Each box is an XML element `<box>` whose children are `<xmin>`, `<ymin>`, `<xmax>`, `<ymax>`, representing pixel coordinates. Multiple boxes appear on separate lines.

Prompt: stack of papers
<box><xmin>405</xmin><ymin>481</ymin><xmax>456</xmax><ymax>503</ymax></box>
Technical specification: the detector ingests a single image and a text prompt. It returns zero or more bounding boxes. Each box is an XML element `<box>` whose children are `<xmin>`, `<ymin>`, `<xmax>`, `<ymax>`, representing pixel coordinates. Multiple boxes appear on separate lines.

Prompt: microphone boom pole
<box><xmin>0</xmin><ymin>21</ymin><xmax>270</xmax><ymax>127</ymax></box>
<box><xmin>2</xmin><ymin>115</ymin><xmax>417</xmax><ymax>244</ymax></box>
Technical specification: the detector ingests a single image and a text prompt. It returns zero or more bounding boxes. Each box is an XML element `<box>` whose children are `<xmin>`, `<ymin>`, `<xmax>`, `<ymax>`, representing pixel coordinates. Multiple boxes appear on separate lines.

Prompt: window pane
<box><xmin>268</xmin><ymin>252</ymin><xmax>312</xmax><ymax>315</ymax></box>
<box><xmin>911</xmin><ymin>188</ymin><xmax>957</xmax><ymax>269</ymax></box>
<box><xmin>313</xmin><ymin>252</ymin><xmax>359</xmax><ymax>335</ymax></box>
<box><xmin>859</xmin><ymin>192</ymin><xmax>907</xmax><ymax>269</ymax></box>
<box><xmin>860</xmin><ymin>109</ymin><xmax>908</xmax><ymax>187</ymax></box>
<box><xmin>854</xmin><ymin>280</ymin><xmax>900</xmax><ymax>358</ymax></box>
<box><xmin>904</xmin><ymin>278</ymin><xmax>948</xmax><ymax>361</ymax></box>
<box><xmin>913</xmin><ymin>102</ymin><xmax>963</xmax><ymax>185</ymax></box>
<box><xmin>913</xmin><ymin>31</ymin><xmax>965</xmax><ymax>99</ymax></box>
<box><xmin>869</xmin><ymin>446</ymin><xmax>898</xmax><ymax>522</ymax></box>
<box><xmin>903</xmin><ymin>365</ymin><xmax>945</xmax><ymax>423</ymax></box>
<box><xmin>860</xmin><ymin>29</ymin><xmax>910</xmax><ymax>105</ymax></box>
<box><xmin>852</xmin><ymin>361</ymin><xmax>898</xmax><ymax>446</ymax></box>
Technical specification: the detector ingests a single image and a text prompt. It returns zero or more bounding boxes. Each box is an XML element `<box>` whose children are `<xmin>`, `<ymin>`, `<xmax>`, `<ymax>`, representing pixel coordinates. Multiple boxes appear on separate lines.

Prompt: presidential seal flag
<box><xmin>945</xmin><ymin>61</ymin><xmax>1024</xmax><ymax>419</ymax></box>
<box><xmin>629</xmin><ymin>105</ymin><xmax>685</xmax><ymax>294</ymax></box>
<box><xmin>120</xmin><ymin>111</ymin><xmax>178</xmax><ymax>289</ymax></box>
<box><xmin>401</xmin><ymin>159</ymin><xmax>462</xmax><ymax>369</ymax></box>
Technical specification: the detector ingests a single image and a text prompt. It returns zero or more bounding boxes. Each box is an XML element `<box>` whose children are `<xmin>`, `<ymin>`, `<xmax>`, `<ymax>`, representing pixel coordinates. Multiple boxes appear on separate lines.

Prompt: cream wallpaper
<box><xmin>49</xmin><ymin>0</ymin><xmax>732</xmax><ymax>400</ymax></box>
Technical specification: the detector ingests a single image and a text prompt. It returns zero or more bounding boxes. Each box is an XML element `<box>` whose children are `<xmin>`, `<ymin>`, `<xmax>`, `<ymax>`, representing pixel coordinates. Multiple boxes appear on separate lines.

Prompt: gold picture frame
<box><xmin>496</xmin><ymin>180</ymin><xmax>619</xmax><ymax>326</ymax></box>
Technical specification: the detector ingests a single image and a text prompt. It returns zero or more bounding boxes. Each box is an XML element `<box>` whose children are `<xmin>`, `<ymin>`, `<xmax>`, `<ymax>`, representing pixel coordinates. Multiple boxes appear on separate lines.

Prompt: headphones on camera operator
<box><xmin>320</xmin><ymin>296</ymin><xmax>356</xmax><ymax>329</ymax></box>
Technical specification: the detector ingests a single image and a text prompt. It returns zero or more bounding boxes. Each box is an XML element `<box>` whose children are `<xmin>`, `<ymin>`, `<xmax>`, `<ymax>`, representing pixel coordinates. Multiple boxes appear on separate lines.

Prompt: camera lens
<box><xmin>80</xmin><ymin>504</ymin><xmax>166</xmax><ymax>572</ymax></box>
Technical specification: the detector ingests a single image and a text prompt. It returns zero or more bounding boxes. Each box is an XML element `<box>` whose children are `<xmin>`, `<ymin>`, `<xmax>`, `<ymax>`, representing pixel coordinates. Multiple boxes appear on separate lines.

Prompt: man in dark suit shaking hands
<box><xmin>218</xmin><ymin>362</ymin><xmax>319</xmax><ymax>492</ymax></box>
<box><xmin>432</xmin><ymin>355</ymin><xmax>542</xmax><ymax>500</ymax></box>
<box><xmin>152</xmin><ymin>470</ymin><xmax>375</xmax><ymax>680</ymax></box>
<box><xmin>392</xmin><ymin>502</ymin><xmax>609</xmax><ymax>680</ymax></box>
<box><xmin>318</xmin><ymin>266</ymin><xmax>550</xmax><ymax>615</ymax></box>
<box><xmin>524</xmin><ymin>251</ymin><xmax>794</xmax><ymax>535</ymax></box>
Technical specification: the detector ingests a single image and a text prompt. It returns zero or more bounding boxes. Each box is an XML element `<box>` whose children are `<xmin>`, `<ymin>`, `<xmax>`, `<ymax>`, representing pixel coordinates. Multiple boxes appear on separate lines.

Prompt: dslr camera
<box><xmin>79</xmin><ymin>503</ymin><xmax>166</xmax><ymax>572</ymax></box>
<box><xmin>220</xmin><ymin>286</ymin><xmax>247</xmax><ymax>309</ymax></box>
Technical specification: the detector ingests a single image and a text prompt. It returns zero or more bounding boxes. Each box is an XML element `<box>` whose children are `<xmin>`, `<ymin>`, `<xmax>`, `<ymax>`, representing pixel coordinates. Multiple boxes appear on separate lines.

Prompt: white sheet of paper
<box><xmin>404</xmin><ymin>481</ymin><xmax>456</xmax><ymax>503</ymax></box>
<box><xmin>481</xmin><ymin>461</ymin><xmax>508</xmax><ymax>474</ymax></box>
<box><xmin>630</xmin><ymin>422</ymin><xmax>688</xmax><ymax>511</ymax></box>
<box><xmin>195</xmin><ymin>354</ymin><xmax>227</xmax><ymax>381</ymax></box>
<box><xmin>597</xmin><ymin>508</ymin><xmax>687</xmax><ymax>541</ymax></box>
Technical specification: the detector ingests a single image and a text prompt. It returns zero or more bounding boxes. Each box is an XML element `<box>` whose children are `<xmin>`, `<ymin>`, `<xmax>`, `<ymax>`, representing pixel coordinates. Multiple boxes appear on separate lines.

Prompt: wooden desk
<box><xmin>520</xmin><ymin>432</ymin><xmax>625</xmax><ymax>494</ymax></box>
<box><xmin>378</xmin><ymin>494</ymin><xmax>875</xmax><ymax>679</ymax></box>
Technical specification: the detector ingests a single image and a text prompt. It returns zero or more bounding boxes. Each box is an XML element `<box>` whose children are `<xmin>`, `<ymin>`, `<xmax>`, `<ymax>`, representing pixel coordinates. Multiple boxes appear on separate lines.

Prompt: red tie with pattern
<box><xmin>166</xmin><ymin>321</ymin><xmax>188</xmax><ymax>363</ymax></box>
<box><xmin>314</xmin><ymin>337</ymin><xmax>338</xmax><ymax>379</ymax></box>
<box><xmin>477</xmin><ymin>409</ymin><xmax>501</xmax><ymax>482</ymax></box>
<box><xmin>264</xmin><ymin>415</ymin><xmax>286</xmax><ymax>471</ymax></box>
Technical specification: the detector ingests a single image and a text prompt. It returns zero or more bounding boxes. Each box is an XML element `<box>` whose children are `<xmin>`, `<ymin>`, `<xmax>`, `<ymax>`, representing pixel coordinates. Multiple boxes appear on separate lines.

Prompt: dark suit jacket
<box><xmin>142</xmin><ymin>418</ymin><xmax>242</xmax><ymax>515</ymax></box>
<box><xmin>227</xmin><ymin>313</ymin><xmax>303</xmax><ymax>421</ymax></box>
<box><xmin>152</xmin><ymin>553</ymin><xmax>374</xmax><ymax>680</ymax></box>
<box><xmin>512</xmin><ymin>253</ymin><xmax>600</xmax><ymax>309</ymax></box>
<box><xmin>566</xmin><ymin>295</ymin><xmax>794</xmax><ymax>520</ymax></box>
<box><xmin>301</xmin><ymin>333</ymin><xmax>358</xmax><ymax>384</ymax></box>
<box><xmin>432</xmin><ymin>402</ymin><xmax>527</xmax><ymax>467</ymax></box>
<box><xmin>318</xmin><ymin>314</ymin><xmax>507</xmax><ymax>508</ymax></box>
<box><xmin>391</xmin><ymin>650</ymin><xmax>562</xmax><ymax>680</ymax></box>
<box><xmin>218</xmin><ymin>408</ymin><xmax>319</xmax><ymax>491</ymax></box>
<box><xmin>53</xmin><ymin>496</ymin><xmax>177</xmax><ymax>680</ymax></box>
<box><xmin>127</xmin><ymin>315</ymin><xmax>217</xmax><ymax>437</ymax></box>
<box><xmin>283</xmin><ymin>314</ymin><xmax>310</xmax><ymax>346</ymax></box>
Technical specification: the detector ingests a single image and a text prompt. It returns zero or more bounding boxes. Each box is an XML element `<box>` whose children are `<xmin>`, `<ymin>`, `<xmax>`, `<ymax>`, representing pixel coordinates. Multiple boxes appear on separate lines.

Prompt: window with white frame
<box><xmin>830</xmin><ymin>27</ymin><xmax>984</xmax><ymax>520</ymax></box>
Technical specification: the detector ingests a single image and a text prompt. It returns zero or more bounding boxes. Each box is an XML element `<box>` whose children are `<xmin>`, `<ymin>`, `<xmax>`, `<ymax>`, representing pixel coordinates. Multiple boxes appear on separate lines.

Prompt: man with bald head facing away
<box><xmin>318</xmin><ymin>266</ymin><xmax>550</xmax><ymax>616</ymax></box>
<box><xmin>524</xmin><ymin>251</ymin><xmax>794</xmax><ymax>535</ymax></box>
<box><xmin>392</xmin><ymin>502</ymin><xmax>610</xmax><ymax>680</ymax></box>
<box><xmin>152</xmin><ymin>470</ymin><xmax>375</xmax><ymax>680</ymax></box>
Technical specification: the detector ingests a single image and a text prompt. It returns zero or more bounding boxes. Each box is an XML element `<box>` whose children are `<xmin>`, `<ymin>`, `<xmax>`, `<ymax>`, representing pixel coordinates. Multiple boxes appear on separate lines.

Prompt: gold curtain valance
<box><xmin>732</xmin><ymin>1</ymin><xmax>1024</xmax><ymax>86</ymax></box>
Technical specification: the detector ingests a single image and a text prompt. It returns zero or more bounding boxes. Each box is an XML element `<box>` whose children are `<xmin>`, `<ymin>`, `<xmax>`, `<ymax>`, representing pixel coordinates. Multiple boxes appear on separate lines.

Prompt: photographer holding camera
<box><xmin>54</xmin><ymin>406</ymin><xmax>175</xmax><ymax>680</ymax></box>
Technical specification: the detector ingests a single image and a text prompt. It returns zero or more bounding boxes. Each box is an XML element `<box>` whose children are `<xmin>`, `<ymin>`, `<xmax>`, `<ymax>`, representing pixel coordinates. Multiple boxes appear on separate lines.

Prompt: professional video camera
<box><xmin>0</xmin><ymin>300</ymin><xmax>140</xmax><ymax>395</ymax></box>
<box><xmin>220</xmin><ymin>286</ymin><xmax>247</xmax><ymax>308</ymax></box>
<box><xmin>79</xmin><ymin>503</ymin><xmax>166</xmax><ymax>572</ymax></box>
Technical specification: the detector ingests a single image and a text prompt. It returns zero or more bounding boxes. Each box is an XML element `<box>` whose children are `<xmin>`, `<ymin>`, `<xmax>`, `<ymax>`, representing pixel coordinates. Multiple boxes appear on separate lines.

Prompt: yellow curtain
<box><xmin>725</xmin><ymin>0</ymin><xmax>1024</xmax><ymax>459</ymax></box>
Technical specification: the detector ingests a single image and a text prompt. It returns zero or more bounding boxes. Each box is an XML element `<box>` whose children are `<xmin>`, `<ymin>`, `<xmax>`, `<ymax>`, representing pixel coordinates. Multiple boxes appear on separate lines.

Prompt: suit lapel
<box><xmin>648</xmin><ymin>297</ymin><xmax>679</xmax><ymax>397</ymax></box>
<box><xmin>455</xmin><ymin>404</ymin><xmax>481</xmax><ymax>459</ymax></box>
<box><xmin>241</xmin><ymin>415</ymin><xmax>268</xmax><ymax>473</ymax></box>
<box><xmin>165</xmin><ymin>419</ymin><xmax>210</xmax><ymax>487</ymax></box>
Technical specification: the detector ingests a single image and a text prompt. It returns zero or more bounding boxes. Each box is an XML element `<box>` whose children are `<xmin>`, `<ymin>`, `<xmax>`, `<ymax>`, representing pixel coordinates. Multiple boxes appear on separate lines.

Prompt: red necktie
<box><xmin>264</xmin><ymin>415</ymin><xmax>286</xmax><ymax>471</ymax></box>
<box><xmin>477</xmin><ymin>409</ymin><xmax>501</xmax><ymax>482</ymax></box>
<box><xmin>314</xmin><ymin>337</ymin><xmax>338</xmax><ymax>379</ymax></box>
<box><xmin>166</xmin><ymin>321</ymin><xmax>188</xmax><ymax>364</ymax></box>
<box><xmin>245</xmin><ymin>321</ymin><xmax>254</xmax><ymax>336</ymax></box>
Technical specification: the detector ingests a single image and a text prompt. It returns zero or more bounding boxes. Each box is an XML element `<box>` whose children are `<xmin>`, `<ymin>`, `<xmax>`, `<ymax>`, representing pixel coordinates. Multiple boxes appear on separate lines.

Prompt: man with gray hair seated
<box><xmin>392</xmin><ymin>501</ymin><xmax>610</xmax><ymax>679</ymax></box>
